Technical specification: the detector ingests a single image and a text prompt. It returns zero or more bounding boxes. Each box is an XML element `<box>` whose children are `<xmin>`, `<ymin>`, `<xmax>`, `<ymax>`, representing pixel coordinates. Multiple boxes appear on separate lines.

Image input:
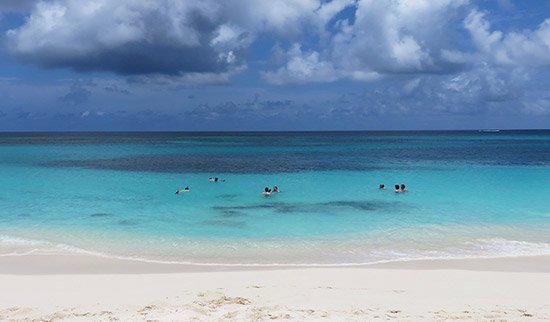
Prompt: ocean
<box><xmin>1</xmin><ymin>131</ymin><xmax>549</xmax><ymax>265</ymax></box>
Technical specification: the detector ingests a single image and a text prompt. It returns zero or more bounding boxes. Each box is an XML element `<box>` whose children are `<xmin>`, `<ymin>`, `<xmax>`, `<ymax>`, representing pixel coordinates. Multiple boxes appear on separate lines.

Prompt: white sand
<box><xmin>1</xmin><ymin>255</ymin><xmax>549</xmax><ymax>321</ymax></box>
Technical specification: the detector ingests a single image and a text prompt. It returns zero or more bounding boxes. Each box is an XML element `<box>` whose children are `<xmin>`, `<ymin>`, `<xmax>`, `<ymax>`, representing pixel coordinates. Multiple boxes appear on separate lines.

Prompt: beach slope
<box><xmin>1</xmin><ymin>255</ymin><xmax>549</xmax><ymax>321</ymax></box>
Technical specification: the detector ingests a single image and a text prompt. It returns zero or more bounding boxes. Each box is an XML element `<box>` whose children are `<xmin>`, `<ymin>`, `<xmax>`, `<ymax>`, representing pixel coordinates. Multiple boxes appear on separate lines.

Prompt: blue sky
<box><xmin>0</xmin><ymin>0</ymin><xmax>549</xmax><ymax>131</ymax></box>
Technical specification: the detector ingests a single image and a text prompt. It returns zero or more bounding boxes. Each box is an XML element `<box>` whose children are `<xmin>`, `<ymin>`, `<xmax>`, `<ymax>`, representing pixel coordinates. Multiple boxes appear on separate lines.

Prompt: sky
<box><xmin>0</xmin><ymin>0</ymin><xmax>549</xmax><ymax>131</ymax></box>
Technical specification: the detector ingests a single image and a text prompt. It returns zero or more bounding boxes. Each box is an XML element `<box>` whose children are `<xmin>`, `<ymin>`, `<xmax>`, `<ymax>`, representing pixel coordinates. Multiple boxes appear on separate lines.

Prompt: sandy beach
<box><xmin>1</xmin><ymin>255</ymin><xmax>549</xmax><ymax>321</ymax></box>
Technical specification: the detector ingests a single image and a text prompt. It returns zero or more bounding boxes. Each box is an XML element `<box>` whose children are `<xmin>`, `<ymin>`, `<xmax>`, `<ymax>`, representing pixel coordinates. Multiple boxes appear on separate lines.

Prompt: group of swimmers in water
<box><xmin>178</xmin><ymin>179</ymin><xmax>406</xmax><ymax>195</ymax></box>
<box><xmin>379</xmin><ymin>183</ymin><xmax>408</xmax><ymax>193</ymax></box>
<box><xmin>176</xmin><ymin>178</ymin><xmax>280</xmax><ymax>196</ymax></box>
<box><xmin>262</xmin><ymin>185</ymin><xmax>280</xmax><ymax>196</ymax></box>
<box><xmin>175</xmin><ymin>177</ymin><xmax>224</xmax><ymax>194</ymax></box>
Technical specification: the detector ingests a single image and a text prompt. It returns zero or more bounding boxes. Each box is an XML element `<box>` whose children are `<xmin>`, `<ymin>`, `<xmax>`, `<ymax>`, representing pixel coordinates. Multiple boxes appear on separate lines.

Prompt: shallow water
<box><xmin>1</xmin><ymin>131</ymin><xmax>549</xmax><ymax>265</ymax></box>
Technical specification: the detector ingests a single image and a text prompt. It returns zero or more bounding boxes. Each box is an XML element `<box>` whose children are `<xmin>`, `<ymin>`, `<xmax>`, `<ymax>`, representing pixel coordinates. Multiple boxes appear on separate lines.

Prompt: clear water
<box><xmin>1</xmin><ymin>131</ymin><xmax>549</xmax><ymax>265</ymax></box>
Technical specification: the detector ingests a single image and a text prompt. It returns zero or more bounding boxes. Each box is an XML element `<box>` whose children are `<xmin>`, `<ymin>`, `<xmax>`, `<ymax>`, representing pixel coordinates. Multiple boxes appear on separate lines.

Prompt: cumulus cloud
<box><xmin>6</xmin><ymin>0</ymin><xmax>248</xmax><ymax>79</ymax></box>
<box><xmin>264</xmin><ymin>0</ymin><xmax>471</xmax><ymax>84</ymax></box>
<box><xmin>262</xmin><ymin>0</ymin><xmax>550</xmax><ymax>95</ymax></box>
<box><xmin>222</xmin><ymin>0</ymin><xmax>321</xmax><ymax>36</ymax></box>
<box><xmin>464</xmin><ymin>9</ymin><xmax>550</xmax><ymax>67</ymax></box>
<box><xmin>6</xmin><ymin>0</ymin><xmax>361</xmax><ymax>84</ymax></box>
<box><xmin>4</xmin><ymin>0</ymin><xmax>550</xmax><ymax>125</ymax></box>
<box><xmin>332</xmin><ymin>0</ymin><xmax>470</xmax><ymax>72</ymax></box>
<box><xmin>262</xmin><ymin>44</ymin><xmax>340</xmax><ymax>84</ymax></box>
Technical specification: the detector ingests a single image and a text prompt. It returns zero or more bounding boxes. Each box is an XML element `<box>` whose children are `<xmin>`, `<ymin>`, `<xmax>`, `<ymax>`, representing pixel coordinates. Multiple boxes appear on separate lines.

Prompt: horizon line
<box><xmin>0</xmin><ymin>128</ymin><xmax>549</xmax><ymax>134</ymax></box>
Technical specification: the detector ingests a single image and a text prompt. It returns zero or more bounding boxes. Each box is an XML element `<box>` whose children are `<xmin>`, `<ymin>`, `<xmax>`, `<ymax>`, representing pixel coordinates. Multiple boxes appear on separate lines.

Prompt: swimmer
<box><xmin>175</xmin><ymin>186</ymin><xmax>190</xmax><ymax>194</ymax></box>
<box><xmin>400</xmin><ymin>184</ymin><xmax>407</xmax><ymax>192</ymax></box>
<box><xmin>379</xmin><ymin>183</ymin><xmax>385</xmax><ymax>190</ymax></box>
<box><xmin>273</xmin><ymin>185</ymin><xmax>279</xmax><ymax>193</ymax></box>
<box><xmin>394</xmin><ymin>184</ymin><xmax>401</xmax><ymax>193</ymax></box>
<box><xmin>263</xmin><ymin>186</ymin><xmax>272</xmax><ymax>196</ymax></box>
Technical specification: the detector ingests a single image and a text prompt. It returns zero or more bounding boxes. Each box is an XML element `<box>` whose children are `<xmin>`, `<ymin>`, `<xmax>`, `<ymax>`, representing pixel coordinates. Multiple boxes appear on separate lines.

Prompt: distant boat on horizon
<box><xmin>478</xmin><ymin>129</ymin><xmax>500</xmax><ymax>133</ymax></box>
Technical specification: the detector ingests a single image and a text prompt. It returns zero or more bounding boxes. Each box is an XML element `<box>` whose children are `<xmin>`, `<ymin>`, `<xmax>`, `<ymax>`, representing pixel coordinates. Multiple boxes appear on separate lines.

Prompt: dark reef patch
<box><xmin>90</xmin><ymin>213</ymin><xmax>115</xmax><ymax>218</ymax></box>
<box><xmin>219</xmin><ymin>210</ymin><xmax>248</xmax><ymax>218</ymax></box>
<box><xmin>40</xmin><ymin>153</ymin><xmax>389</xmax><ymax>174</ymax></box>
<box><xmin>118</xmin><ymin>219</ymin><xmax>137</xmax><ymax>226</ymax></box>
<box><xmin>213</xmin><ymin>200</ymin><xmax>405</xmax><ymax>215</ymax></box>
<box><xmin>320</xmin><ymin>201</ymin><xmax>382</xmax><ymax>211</ymax></box>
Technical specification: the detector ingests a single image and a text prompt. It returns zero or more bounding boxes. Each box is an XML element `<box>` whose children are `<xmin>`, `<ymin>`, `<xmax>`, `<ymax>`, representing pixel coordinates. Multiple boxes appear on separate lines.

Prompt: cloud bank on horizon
<box><xmin>0</xmin><ymin>0</ymin><xmax>549</xmax><ymax>130</ymax></box>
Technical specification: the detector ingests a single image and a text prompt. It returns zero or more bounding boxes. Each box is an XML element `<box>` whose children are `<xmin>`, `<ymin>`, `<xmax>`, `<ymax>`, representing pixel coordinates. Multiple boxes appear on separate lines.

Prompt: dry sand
<box><xmin>0</xmin><ymin>255</ymin><xmax>549</xmax><ymax>321</ymax></box>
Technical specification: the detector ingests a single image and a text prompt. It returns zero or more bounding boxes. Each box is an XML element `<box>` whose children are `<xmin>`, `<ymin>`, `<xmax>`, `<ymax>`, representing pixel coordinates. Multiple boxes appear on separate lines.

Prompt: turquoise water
<box><xmin>0</xmin><ymin>131</ymin><xmax>549</xmax><ymax>265</ymax></box>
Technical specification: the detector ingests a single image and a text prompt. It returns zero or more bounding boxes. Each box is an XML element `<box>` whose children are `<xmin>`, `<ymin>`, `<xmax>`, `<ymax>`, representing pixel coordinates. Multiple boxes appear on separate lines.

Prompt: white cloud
<box><xmin>328</xmin><ymin>0</ymin><xmax>469</xmax><ymax>75</ymax></box>
<box><xmin>210</xmin><ymin>24</ymin><xmax>245</xmax><ymax>47</ymax></box>
<box><xmin>6</xmin><ymin>0</ymin><xmax>550</xmax><ymax>95</ymax></box>
<box><xmin>262</xmin><ymin>44</ymin><xmax>340</xmax><ymax>84</ymax></box>
<box><xmin>224</xmin><ymin>0</ymin><xmax>321</xmax><ymax>35</ymax></box>
<box><xmin>264</xmin><ymin>0</ymin><xmax>470</xmax><ymax>84</ymax></box>
<box><xmin>315</xmin><ymin>0</ymin><xmax>356</xmax><ymax>24</ymax></box>
<box><xmin>6</xmin><ymin>0</ymin><xmax>355</xmax><ymax>84</ymax></box>
<box><xmin>464</xmin><ymin>9</ymin><xmax>550</xmax><ymax>67</ymax></box>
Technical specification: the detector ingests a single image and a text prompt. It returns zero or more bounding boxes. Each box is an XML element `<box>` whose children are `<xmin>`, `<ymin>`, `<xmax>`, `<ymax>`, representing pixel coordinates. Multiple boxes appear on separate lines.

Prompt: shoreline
<box><xmin>1</xmin><ymin>253</ymin><xmax>549</xmax><ymax>274</ymax></box>
<box><xmin>1</xmin><ymin>255</ymin><xmax>549</xmax><ymax>321</ymax></box>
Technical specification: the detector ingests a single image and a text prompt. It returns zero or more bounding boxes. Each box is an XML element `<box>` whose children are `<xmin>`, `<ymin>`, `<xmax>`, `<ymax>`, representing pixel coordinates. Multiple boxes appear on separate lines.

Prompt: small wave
<box><xmin>0</xmin><ymin>235</ymin><xmax>50</xmax><ymax>246</ymax></box>
<box><xmin>464</xmin><ymin>238</ymin><xmax>550</xmax><ymax>257</ymax></box>
<box><xmin>2</xmin><ymin>235</ymin><xmax>550</xmax><ymax>267</ymax></box>
<box><xmin>0</xmin><ymin>235</ymin><xmax>107</xmax><ymax>258</ymax></box>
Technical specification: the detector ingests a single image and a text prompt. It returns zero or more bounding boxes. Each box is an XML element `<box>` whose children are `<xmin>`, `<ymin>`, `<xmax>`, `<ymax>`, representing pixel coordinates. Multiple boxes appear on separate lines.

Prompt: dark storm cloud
<box><xmin>32</xmin><ymin>42</ymin><xmax>233</xmax><ymax>76</ymax></box>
